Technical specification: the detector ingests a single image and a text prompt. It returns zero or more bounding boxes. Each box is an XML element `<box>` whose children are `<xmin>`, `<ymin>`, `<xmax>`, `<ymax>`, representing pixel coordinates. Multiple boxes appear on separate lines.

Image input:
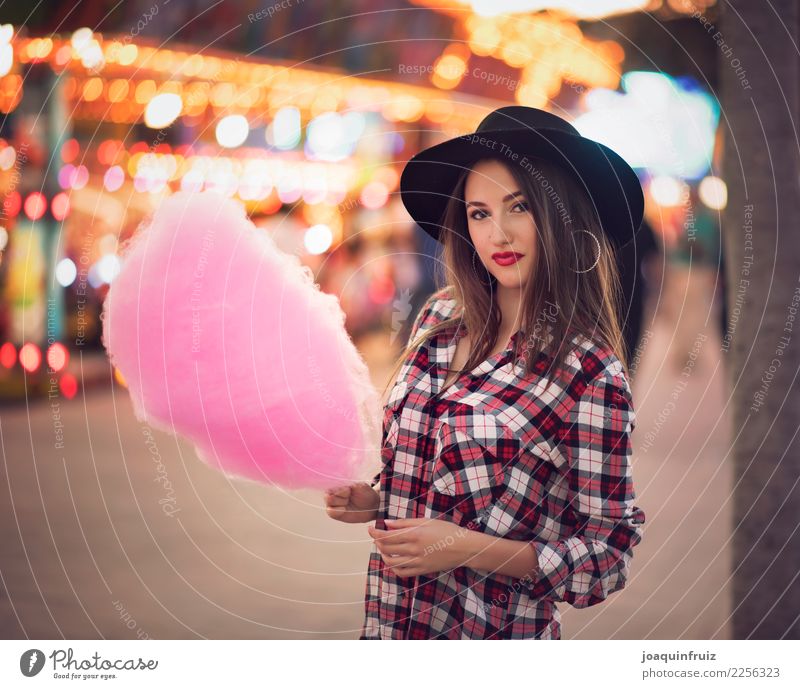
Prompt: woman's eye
<box><xmin>468</xmin><ymin>202</ymin><xmax>527</xmax><ymax>220</ymax></box>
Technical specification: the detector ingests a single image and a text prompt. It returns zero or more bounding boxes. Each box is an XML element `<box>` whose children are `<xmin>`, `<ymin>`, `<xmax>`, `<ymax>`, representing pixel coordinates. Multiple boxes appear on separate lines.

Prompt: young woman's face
<box><xmin>464</xmin><ymin>158</ymin><xmax>537</xmax><ymax>289</ymax></box>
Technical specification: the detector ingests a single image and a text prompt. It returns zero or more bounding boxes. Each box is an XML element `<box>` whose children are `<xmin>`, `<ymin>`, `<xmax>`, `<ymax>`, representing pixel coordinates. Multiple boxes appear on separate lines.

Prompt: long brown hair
<box><xmin>384</xmin><ymin>153</ymin><xmax>628</xmax><ymax>398</ymax></box>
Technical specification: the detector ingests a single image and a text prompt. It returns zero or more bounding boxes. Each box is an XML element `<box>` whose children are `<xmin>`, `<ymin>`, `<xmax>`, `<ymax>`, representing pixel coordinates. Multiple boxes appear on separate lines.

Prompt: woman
<box><xmin>325</xmin><ymin>106</ymin><xmax>647</xmax><ymax>639</ymax></box>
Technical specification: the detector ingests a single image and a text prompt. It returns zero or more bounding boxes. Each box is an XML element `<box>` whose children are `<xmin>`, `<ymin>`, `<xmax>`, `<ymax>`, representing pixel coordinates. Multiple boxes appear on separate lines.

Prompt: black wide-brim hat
<box><xmin>400</xmin><ymin>105</ymin><xmax>644</xmax><ymax>252</ymax></box>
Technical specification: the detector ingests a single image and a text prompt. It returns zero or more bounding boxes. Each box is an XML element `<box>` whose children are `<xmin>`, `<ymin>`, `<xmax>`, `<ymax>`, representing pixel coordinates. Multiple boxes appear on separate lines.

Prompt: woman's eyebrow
<box><xmin>465</xmin><ymin>190</ymin><xmax>524</xmax><ymax>207</ymax></box>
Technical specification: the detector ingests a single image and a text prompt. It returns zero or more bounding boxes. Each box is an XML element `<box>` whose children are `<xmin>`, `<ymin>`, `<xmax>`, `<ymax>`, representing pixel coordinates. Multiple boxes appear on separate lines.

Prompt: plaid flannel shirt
<box><xmin>360</xmin><ymin>286</ymin><xmax>645</xmax><ymax>639</ymax></box>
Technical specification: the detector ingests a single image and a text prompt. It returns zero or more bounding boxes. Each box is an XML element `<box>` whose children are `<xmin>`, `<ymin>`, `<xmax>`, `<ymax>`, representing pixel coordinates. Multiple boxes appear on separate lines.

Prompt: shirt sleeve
<box><xmin>366</xmin><ymin>288</ymin><xmax>447</xmax><ymax>489</ymax></box>
<box><xmin>521</xmin><ymin>372</ymin><xmax>645</xmax><ymax>608</ymax></box>
<box><xmin>405</xmin><ymin>286</ymin><xmax>451</xmax><ymax>345</ymax></box>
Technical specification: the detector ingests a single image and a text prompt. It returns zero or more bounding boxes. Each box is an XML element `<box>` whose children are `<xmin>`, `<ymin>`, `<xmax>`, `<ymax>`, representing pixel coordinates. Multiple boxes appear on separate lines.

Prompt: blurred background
<box><xmin>0</xmin><ymin>0</ymin><xmax>796</xmax><ymax>640</ymax></box>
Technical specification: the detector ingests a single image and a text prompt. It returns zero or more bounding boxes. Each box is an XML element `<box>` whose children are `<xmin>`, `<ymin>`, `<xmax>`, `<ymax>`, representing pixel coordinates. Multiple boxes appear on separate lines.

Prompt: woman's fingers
<box><xmin>325</xmin><ymin>493</ymin><xmax>350</xmax><ymax>507</ymax></box>
<box><xmin>390</xmin><ymin>567</ymin><xmax>420</xmax><ymax>577</ymax></box>
<box><xmin>324</xmin><ymin>485</ymin><xmax>352</xmax><ymax>508</ymax></box>
<box><xmin>369</xmin><ymin>526</ymin><xmax>412</xmax><ymax>545</ymax></box>
<box><xmin>374</xmin><ymin>541</ymin><xmax>415</xmax><ymax>556</ymax></box>
<box><xmin>325</xmin><ymin>486</ymin><xmax>351</xmax><ymax>498</ymax></box>
<box><xmin>381</xmin><ymin>552</ymin><xmax>421</xmax><ymax>568</ymax></box>
<box><xmin>326</xmin><ymin>504</ymin><xmax>347</xmax><ymax>519</ymax></box>
<box><xmin>324</xmin><ymin>483</ymin><xmax>377</xmax><ymax>522</ymax></box>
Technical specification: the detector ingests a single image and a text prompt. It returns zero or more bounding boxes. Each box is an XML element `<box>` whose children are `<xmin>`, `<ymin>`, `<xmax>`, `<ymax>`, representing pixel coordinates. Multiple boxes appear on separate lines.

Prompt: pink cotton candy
<box><xmin>101</xmin><ymin>191</ymin><xmax>381</xmax><ymax>490</ymax></box>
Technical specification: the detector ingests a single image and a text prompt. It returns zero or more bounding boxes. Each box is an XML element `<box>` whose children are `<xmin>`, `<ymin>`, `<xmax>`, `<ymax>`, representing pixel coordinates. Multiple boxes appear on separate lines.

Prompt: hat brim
<box><xmin>399</xmin><ymin>127</ymin><xmax>644</xmax><ymax>252</ymax></box>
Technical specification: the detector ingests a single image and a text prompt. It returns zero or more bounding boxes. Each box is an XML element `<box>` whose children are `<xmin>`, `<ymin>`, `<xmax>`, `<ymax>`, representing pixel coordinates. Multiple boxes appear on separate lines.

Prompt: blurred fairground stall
<box><xmin>0</xmin><ymin>0</ymin><xmax>721</xmax><ymax>401</ymax></box>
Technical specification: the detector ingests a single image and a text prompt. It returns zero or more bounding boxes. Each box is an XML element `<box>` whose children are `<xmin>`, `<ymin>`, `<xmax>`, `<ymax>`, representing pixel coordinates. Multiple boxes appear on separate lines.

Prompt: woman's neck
<box><xmin>495</xmin><ymin>284</ymin><xmax>526</xmax><ymax>335</ymax></box>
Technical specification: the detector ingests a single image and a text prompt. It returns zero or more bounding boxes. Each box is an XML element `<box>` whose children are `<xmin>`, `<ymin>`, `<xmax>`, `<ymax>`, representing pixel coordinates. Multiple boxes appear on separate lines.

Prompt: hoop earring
<box><xmin>570</xmin><ymin>229</ymin><xmax>601</xmax><ymax>273</ymax></box>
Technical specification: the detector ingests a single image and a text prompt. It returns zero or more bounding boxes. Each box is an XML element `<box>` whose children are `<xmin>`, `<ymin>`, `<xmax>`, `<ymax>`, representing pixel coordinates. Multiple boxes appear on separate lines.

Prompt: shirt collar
<box><xmin>430</xmin><ymin>317</ymin><xmax>530</xmax><ymax>383</ymax></box>
<box><xmin>428</xmin><ymin>296</ymin><xmax>557</xmax><ymax>370</ymax></box>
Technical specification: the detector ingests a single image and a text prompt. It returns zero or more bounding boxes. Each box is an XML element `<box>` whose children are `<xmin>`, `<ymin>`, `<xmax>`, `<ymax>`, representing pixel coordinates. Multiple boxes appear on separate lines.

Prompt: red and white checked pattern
<box><xmin>360</xmin><ymin>287</ymin><xmax>645</xmax><ymax>639</ymax></box>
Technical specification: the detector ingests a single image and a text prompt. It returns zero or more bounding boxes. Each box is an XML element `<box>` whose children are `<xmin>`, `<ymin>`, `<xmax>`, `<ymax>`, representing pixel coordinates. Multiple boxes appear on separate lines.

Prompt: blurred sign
<box><xmin>574</xmin><ymin>71</ymin><xmax>720</xmax><ymax>180</ymax></box>
<box><xmin>5</xmin><ymin>221</ymin><xmax>45</xmax><ymax>344</ymax></box>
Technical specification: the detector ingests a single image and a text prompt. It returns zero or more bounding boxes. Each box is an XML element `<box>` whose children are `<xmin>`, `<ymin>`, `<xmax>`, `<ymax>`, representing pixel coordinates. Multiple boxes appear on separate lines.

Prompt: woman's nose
<box><xmin>488</xmin><ymin>218</ymin><xmax>514</xmax><ymax>246</ymax></box>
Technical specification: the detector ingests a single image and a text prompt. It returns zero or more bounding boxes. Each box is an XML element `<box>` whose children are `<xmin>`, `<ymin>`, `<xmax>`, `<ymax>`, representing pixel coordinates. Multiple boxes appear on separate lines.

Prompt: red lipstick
<box><xmin>491</xmin><ymin>251</ymin><xmax>524</xmax><ymax>266</ymax></box>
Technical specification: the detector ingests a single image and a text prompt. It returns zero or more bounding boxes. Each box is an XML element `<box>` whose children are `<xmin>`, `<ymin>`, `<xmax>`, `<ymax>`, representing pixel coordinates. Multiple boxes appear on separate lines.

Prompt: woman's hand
<box><xmin>324</xmin><ymin>482</ymin><xmax>380</xmax><ymax>523</ymax></box>
<box><xmin>368</xmin><ymin>517</ymin><xmax>479</xmax><ymax>577</ymax></box>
